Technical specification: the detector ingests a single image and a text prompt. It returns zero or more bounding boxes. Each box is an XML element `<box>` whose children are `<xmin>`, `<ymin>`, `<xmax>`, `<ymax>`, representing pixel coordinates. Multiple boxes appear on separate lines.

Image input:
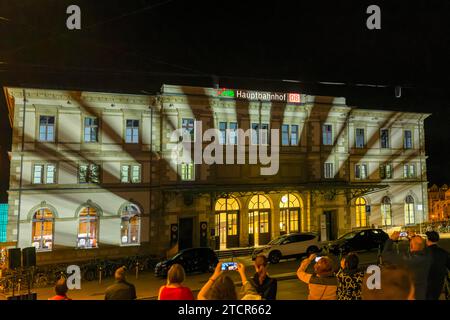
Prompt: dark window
<box><xmin>355</xmin><ymin>128</ymin><xmax>365</xmax><ymax>148</ymax></box>
<box><xmin>380</xmin><ymin>129</ymin><xmax>389</xmax><ymax>148</ymax></box>
<box><xmin>322</xmin><ymin>124</ymin><xmax>333</xmax><ymax>145</ymax></box>
<box><xmin>84</xmin><ymin>117</ymin><xmax>98</xmax><ymax>142</ymax></box>
<box><xmin>404</xmin><ymin>130</ymin><xmax>412</xmax><ymax>149</ymax></box>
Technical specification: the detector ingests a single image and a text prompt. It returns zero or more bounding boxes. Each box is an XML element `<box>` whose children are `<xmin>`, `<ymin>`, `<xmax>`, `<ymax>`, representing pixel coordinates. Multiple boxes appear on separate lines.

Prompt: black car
<box><xmin>154</xmin><ymin>247</ymin><xmax>219</xmax><ymax>277</ymax></box>
<box><xmin>326</xmin><ymin>228</ymin><xmax>389</xmax><ymax>255</ymax></box>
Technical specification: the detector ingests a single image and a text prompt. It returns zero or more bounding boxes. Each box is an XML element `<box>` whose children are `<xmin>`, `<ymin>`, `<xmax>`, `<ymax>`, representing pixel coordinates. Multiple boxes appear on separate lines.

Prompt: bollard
<box><xmin>135</xmin><ymin>262</ymin><xmax>139</xmax><ymax>279</ymax></box>
<box><xmin>99</xmin><ymin>267</ymin><xmax>102</xmax><ymax>285</ymax></box>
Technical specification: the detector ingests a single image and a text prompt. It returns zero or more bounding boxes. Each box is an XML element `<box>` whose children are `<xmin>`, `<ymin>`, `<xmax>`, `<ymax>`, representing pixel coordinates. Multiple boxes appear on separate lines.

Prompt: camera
<box><xmin>221</xmin><ymin>262</ymin><xmax>238</xmax><ymax>271</ymax></box>
<box><xmin>399</xmin><ymin>231</ymin><xmax>408</xmax><ymax>237</ymax></box>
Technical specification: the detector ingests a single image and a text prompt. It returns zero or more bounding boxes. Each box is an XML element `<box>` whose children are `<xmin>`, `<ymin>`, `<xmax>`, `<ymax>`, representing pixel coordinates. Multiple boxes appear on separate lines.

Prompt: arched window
<box><xmin>77</xmin><ymin>206</ymin><xmax>98</xmax><ymax>248</ymax></box>
<box><xmin>405</xmin><ymin>195</ymin><xmax>415</xmax><ymax>225</ymax></box>
<box><xmin>381</xmin><ymin>196</ymin><xmax>392</xmax><ymax>226</ymax></box>
<box><xmin>355</xmin><ymin>197</ymin><xmax>367</xmax><ymax>227</ymax></box>
<box><xmin>214</xmin><ymin>197</ymin><xmax>240</xmax><ymax>249</ymax></box>
<box><xmin>279</xmin><ymin>194</ymin><xmax>302</xmax><ymax>234</ymax></box>
<box><xmin>121</xmin><ymin>204</ymin><xmax>141</xmax><ymax>245</ymax></box>
<box><xmin>32</xmin><ymin>208</ymin><xmax>54</xmax><ymax>251</ymax></box>
<box><xmin>248</xmin><ymin>195</ymin><xmax>271</xmax><ymax>246</ymax></box>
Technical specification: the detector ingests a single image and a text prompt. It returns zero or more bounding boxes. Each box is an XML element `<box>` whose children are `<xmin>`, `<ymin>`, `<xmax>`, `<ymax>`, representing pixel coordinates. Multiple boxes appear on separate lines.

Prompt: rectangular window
<box><xmin>181</xmin><ymin>163</ymin><xmax>194</xmax><ymax>181</ymax></box>
<box><xmin>229</xmin><ymin>122</ymin><xmax>238</xmax><ymax>145</ymax></box>
<box><xmin>252</xmin><ymin>123</ymin><xmax>269</xmax><ymax>145</ymax></box>
<box><xmin>380</xmin><ymin>129</ymin><xmax>389</xmax><ymax>149</ymax></box>
<box><xmin>46</xmin><ymin>164</ymin><xmax>56</xmax><ymax>184</ymax></box>
<box><xmin>219</xmin><ymin>122</ymin><xmax>227</xmax><ymax>145</ymax></box>
<box><xmin>380</xmin><ymin>163</ymin><xmax>393</xmax><ymax>179</ymax></box>
<box><xmin>324</xmin><ymin>163</ymin><xmax>334</xmax><ymax>179</ymax></box>
<box><xmin>322</xmin><ymin>124</ymin><xmax>333</xmax><ymax>145</ymax></box>
<box><xmin>182</xmin><ymin>118</ymin><xmax>195</xmax><ymax>142</ymax></box>
<box><xmin>79</xmin><ymin>164</ymin><xmax>100</xmax><ymax>183</ymax></box>
<box><xmin>404</xmin><ymin>130</ymin><xmax>413</xmax><ymax>149</ymax></box>
<box><xmin>120</xmin><ymin>165</ymin><xmax>141</xmax><ymax>183</ymax></box>
<box><xmin>291</xmin><ymin>125</ymin><xmax>299</xmax><ymax>146</ymax></box>
<box><xmin>125</xmin><ymin>120</ymin><xmax>139</xmax><ymax>143</ymax></box>
<box><xmin>84</xmin><ymin>117</ymin><xmax>98</xmax><ymax>142</ymax></box>
<box><xmin>281</xmin><ymin>124</ymin><xmax>289</xmax><ymax>146</ymax></box>
<box><xmin>33</xmin><ymin>165</ymin><xmax>44</xmax><ymax>184</ymax></box>
<box><xmin>260</xmin><ymin>123</ymin><xmax>269</xmax><ymax>145</ymax></box>
<box><xmin>227</xmin><ymin>213</ymin><xmax>237</xmax><ymax>236</ymax></box>
<box><xmin>355</xmin><ymin>128</ymin><xmax>365</xmax><ymax>148</ymax></box>
<box><xmin>404</xmin><ymin>164</ymin><xmax>416</xmax><ymax>178</ymax></box>
<box><xmin>355</xmin><ymin>164</ymin><xmax>368</xmax><ymax>179</ymax></box>
<box><xmin>251</xmin><ymin>123</ymin><xmax>259</xmax><ymax>144</ymax></box>
<box><xmin>33</xmin><ymin>164</ymin><xmax>56</xmax><ymax>184</ymax></box>
<box><xmin>39</xmin><ymin>116</ymin><xmax>55</xmax><ymax>142</ymax></box>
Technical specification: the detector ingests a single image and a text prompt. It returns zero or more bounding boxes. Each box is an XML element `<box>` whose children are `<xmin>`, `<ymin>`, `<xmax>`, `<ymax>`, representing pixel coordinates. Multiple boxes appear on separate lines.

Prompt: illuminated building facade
<box><xmin>428</xmin><ymin>184</ymin><xmax>450</xmax><ymax>221</ymax></box>
<box><xmin>3</xmin><ymin>85</ymin><xmax>430</xmax><ymax>262</ymax></box>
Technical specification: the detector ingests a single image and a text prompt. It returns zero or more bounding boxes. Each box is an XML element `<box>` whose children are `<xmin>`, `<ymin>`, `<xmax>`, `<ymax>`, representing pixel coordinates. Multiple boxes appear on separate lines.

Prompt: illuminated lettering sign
<box><xmin>216</xmin><ymin>88</ymin><xmax>301</xmax><ymax>103</ymax></box>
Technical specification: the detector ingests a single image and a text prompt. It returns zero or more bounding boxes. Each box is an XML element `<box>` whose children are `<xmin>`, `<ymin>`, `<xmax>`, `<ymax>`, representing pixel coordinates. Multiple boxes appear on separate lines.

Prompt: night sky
<box><xmin>1</xmin><ymin>0</ymin><xmax>450</xmax><ymax>201</ymax></box>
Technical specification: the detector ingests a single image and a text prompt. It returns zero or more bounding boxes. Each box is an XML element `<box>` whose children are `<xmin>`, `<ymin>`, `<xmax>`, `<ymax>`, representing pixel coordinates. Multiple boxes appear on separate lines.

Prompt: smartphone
<box><xmin>221</xmin><ymin>262</ymin><xmax>238</xmax><ymax>271</ymax></box>
<box><xmin>399</xmin><ymin>231</ymin><xmax>408</xmax><ymax>237</ymax></box>
<box><xmin>315</xmin><ymin>256</ymin><xmax>323</xmax><ymax>263</ymax></box>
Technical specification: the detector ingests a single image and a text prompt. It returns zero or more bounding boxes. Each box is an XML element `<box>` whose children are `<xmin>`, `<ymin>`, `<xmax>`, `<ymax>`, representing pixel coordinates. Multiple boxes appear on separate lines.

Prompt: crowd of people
<box><xmin>48</xmin><ymin>230</ymin><xmax>449</xmax><ymax>301</ymax></box>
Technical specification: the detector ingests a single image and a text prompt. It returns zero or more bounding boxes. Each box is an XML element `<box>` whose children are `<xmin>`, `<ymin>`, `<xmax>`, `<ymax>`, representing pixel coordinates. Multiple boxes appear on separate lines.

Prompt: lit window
<box><xmin>125</xmin><ymin>120</ymin><xmax>139</xmax><ymax>143</ymax></box>
<box><xmin>381</xmin><ymin>197</ymin><xmax>392</xmax><ymax>226</ymax></box>
<box><xmin>121</xmin><ymin>204</ymin><xmax>141</xmax><ymax>245</ymax></box>
<box><xmin>324</xmin><ymin>162</ymin><xmax>334</xmax><ymax>179</ymax></box>
<box><xmin>121</xmin><ymin>165</ymin><xmax>141</xmax><ymax>183</ymax></box>
<box><xmin>33</xmin><ymin>164</ymin><xmax>56</xmax><ymax>184</ymax></box>
<box><xmin>281</xmin><ymin>124</ymin><xmax>289</xmax><ymax>146</ymax></box>
<box><xmin>355</xmin><ymin>128</ymin><xmax>365</xmax><ymax>148</ymax></box>
<box><xmin>404</xmin><ymin>164</ymin><xmax>416</xmax><ymax>179</ymax></box>
<box><xmin>219</xmin><ymin>122</ymin><xmax>227</xmax><ymax>145</ymax></box>
<box><xmin>280</xmin><ymin>193</ymin><xmax>301</xmax><ymax>234</ymax></box>
<box><xmin>322</xmin><ymin>124</ymin><xmax>333</xmax><ymax>145</ymax></box>
<box><xmin>77</xmin><ymin>206</ymin><xmax>98</xmax><ymax>248</ymax></box>
<box><xmin>405</xmin><ymin>195</ymin><xmax>415</xmax><ymax>225</ymax></box>
<box><xmin>404</xmin><ymin>130</ymin><xmax>413</xmax><ymax>149</ymax></box>
<box><xmin>281</xmin><ymin>124</ymin><xmax>299</xmax><ymax>146</ymax></box>
<box><xmin>379</xmin><ymin>163</ymin><xmax>393</xmax><ymax>179</ymax></box>
<box><xmin>181</xmin><ymin>163</ymin><xmax>194</xmax><ymax>181</ymax></box>
<box><xmin>84</xmin><ymin>117</ymin><xmax>98</xmax><ymax>142</ymax></box>
<box><xmin>291</xmin><ymin>125</ymin><xmax>299</xmax><ymax>146</ymax></box>
<box><xmin>355</xmin><ymin>197</ymin><xmax>367</xmax><ymax>227</ymax></box>
<box><xmin>229</xmin><ymin>122</ymin><xmax>238</xmax><ymax>145</ymax></box>
<box><xmin>32</xmin><ymin>208</ymin><xmax>54</xmax><ymax>251</ymax></box>
<box><xmin>39</xmin><ymin>116</ymin><xmax>55</xmax><ymax>142</ymax></box>
<box><xmin>79</xmin><ymin>164</ymin><xmax>100</xmax><ymax>183</ymax></box>
<box><xmin>355</xmin><ymin>164</ymin><xmax>368</xmax><ymax>179</ymax></box>
<box><xmin>380</xmin><ymin>129</ymin><xmax>389</xmax><ymax>149</ymax></box>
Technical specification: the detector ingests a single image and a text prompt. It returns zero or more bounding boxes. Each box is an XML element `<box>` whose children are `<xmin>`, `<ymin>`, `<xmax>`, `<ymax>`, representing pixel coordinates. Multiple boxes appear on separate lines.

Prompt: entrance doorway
<box><xmin>178</xmin><ymin>217</ymin><xmax>194</xmax><ymax>250</ymax></box>
<box><xmin>214</xmin><ymin>198</ymin><xmax>240</xmax><ymax>250</ymax></box>
<box><xmin>321</xmin><ymin>210</ymin><xmax>338</xmax><ymax>241</ymax></box>
<box><xmin>248</xmin><ymin>194</ymin><xmax>272</xmax><ymax>246</ymax></box>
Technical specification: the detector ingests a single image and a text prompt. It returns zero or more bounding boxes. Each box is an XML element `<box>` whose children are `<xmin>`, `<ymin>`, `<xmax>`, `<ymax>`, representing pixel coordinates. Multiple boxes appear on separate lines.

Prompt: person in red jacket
<box><xmin>158</xmin><ymin>264</ymin><xmax>194</xmax><ymax>300</ymax></box>
<box><xmin>48</xmin><ymin>278</ymin><xmax>72</xmax><ymax>300</ymax></box>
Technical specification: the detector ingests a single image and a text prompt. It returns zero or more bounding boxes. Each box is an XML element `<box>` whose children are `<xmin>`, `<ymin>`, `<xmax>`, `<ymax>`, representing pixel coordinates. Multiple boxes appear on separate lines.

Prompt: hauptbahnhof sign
<box><xmin>217</xmin><ymin>88</ymin><xmax>301</xmax><ymax>103</ymax></box>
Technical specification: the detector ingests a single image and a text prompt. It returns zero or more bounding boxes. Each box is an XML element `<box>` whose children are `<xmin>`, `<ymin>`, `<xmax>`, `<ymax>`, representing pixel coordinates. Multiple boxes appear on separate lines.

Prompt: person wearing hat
<box><xmin>425</xmin><ymin>231</ymin><xmax>450</xmax><ymax>300</ymax></box>
<box><xmin>104</xmin><ymin>266</ymin><xmax>137</xmax><ymax>300</ymax></box>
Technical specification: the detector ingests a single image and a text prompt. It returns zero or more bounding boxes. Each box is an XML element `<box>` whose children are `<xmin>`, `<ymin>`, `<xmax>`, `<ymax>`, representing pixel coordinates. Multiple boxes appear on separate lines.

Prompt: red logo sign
<box><xmin>288</xmin><ymin>93</ymin><xmax>301</xmax><ymax>103</ymax></box>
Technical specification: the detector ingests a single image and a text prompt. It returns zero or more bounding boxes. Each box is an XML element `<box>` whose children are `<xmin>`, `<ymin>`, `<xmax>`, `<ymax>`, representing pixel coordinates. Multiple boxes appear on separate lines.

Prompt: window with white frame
<box><xmin>39</xmin><ymin>116</ymin><xmax>55</xmax><ymax>142</ymax></box>
<box><xmin>121</xmin><ymin>164</ymin><xmax>141</xmax><ymax>183</ymax></box>
<box><xmin>403</xmin><ymin>164</ymin><xmax>416</xmax><ymax>178</ymax></box>
<box><xmin>79</xmin><ymin>164</ymin><xmax>100</xmax><ymax>183</ymax></box>
<box><xmin>33</xmin><ymin>164</ymin><xmax>56</xmax><ymax>184</ymax></box>
<box><xmin>84</xmin><ymin>117</ymin><xmax>99</xmax><ymax>142</ymax></box>
<box><xmin>125</xmin><ymin>119</ymin><xmax>139</xmax><ymax>143</ymax></box>
<box><xmin>404</xmin><ymin>130</ymin><xmax>413</xmax><ymax>149</ymax></box>
<box><xmin>355</xmin><ymin>164</ymin><xmax>368</xmax><ymax>179</ymax></box>
<box><xmin>324</xmin><ymin>162</ymin><xmax>334</xmax><ymax>179</ymax></box>
<box><xmin>181</xmin><ymin>163</ymin><xmax>194</xmax><ymax>181</ymax></box>
<box><xmin>404</xmin><ymin>195</ymin><xmax>415</xmax><ymax>225</ymax></box>
<box><xmin>355</xmin><ymin>128</ymin><xmax>365</xmax><ymax>148</ymax></box>
<box><xmin>380</xmin><ymin>129</ymin><xmax>389</xmax><ymax>148</ymax></box>
<box><xmin>322</xmin><ymin>124</ymin><xmax>333</xmax><ymax>145</ymax></box>
<box><xmin>381</xmin><ymin>196</ymin><xmax>392</xmax><ymax>226</ymax></box>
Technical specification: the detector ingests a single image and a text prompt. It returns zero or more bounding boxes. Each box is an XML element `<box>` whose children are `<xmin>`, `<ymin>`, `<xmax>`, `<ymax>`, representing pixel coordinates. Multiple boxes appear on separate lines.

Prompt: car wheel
<box><xmin>269</xmin><ymin>251</ymin><xmax>281</xmax><ymax>264</ymax></box>
<box><xmin>306</xmin><ymin>246</ymin><xmax>319</xmax><ymax>255</ymax></box>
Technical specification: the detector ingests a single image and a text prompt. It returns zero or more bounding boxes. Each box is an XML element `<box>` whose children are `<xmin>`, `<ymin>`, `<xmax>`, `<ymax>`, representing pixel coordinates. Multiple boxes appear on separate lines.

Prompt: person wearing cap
<box><xmin>425</xmin><ymin>231</ymin><xmax>450</xmax><ymax>300</ymax></box>
<box><xmin>104</xmin><ymin>266</ymin><xmax>137</xmax><ymax>300</ymax></box>
<box><xmin>381</xmin><ymin>231</ymin><xmax>431</xmax><ymax>300</ymax></box>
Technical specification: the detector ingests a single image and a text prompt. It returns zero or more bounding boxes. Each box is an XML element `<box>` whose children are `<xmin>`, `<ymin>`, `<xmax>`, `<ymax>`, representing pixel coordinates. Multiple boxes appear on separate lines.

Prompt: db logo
<box><xmin>288</xmin><ymin>93</ymin><xmax>301</xmax><ymax>103</ymax></box>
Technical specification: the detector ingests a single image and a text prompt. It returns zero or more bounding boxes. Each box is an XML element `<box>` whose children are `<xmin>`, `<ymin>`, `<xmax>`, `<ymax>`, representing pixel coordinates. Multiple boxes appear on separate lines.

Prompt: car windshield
<box><xmin>268</xmin><ymin>236</ymin><xmax>287</xmax><ymax>245</ymax></box>
<box><xmin>338</xmin><ymin>231</ymin><xmax>358</xmax><ymax>240</ymax></box>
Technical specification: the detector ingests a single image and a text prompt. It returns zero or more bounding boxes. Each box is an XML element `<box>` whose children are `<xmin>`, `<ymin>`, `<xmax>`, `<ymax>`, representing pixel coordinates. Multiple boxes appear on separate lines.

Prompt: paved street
<box><xmin>1</xmin><ymin>237</ymin><xmax>449</xmax><ymax>300</ymax></box>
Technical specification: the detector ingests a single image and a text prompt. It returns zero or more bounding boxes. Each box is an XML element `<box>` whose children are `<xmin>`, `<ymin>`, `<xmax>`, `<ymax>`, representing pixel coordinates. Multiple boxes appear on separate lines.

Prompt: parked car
<box><xmin>325</xmin><ymin>228</ymin><xmax>389</xmax><ymax>255</ymax></box>
<box><xmin>154</xmin><ymin>247</ymin><xmax>218</xmax><ymax>277</ymax></box>
<box><xmin>251</xmin><ymin>233</ymin><xmax>321</xmax><ymax>264</ymax></box>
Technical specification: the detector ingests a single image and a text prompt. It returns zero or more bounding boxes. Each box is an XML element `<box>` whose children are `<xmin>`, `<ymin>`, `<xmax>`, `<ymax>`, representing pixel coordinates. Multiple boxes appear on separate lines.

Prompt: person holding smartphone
<box><xmin>297</xmin><ymin>254</ymin><xmax>337</xmax><ymax>300</ymax></box>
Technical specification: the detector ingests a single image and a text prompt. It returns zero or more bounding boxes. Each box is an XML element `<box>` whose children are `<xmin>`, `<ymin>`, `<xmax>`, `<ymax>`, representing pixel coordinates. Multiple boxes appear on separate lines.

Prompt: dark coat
<box><xmin>382</xmin><ymin>239</ymin><xmax>431</xmax><ymax>300</ymax></box>
<box><xmin>426</xmin><ymin>244</ymin><xmax>450</xmax><ymax>300</ymax></box>
<box><xmin>250</xmin><ymin>273</ymin><xmax>277</xmax><ymax>300</ymax></box>
<box><xmin>105</xmin><ymin>280</ymin><xmax>137</xmax><ymax>300</ymax></box>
